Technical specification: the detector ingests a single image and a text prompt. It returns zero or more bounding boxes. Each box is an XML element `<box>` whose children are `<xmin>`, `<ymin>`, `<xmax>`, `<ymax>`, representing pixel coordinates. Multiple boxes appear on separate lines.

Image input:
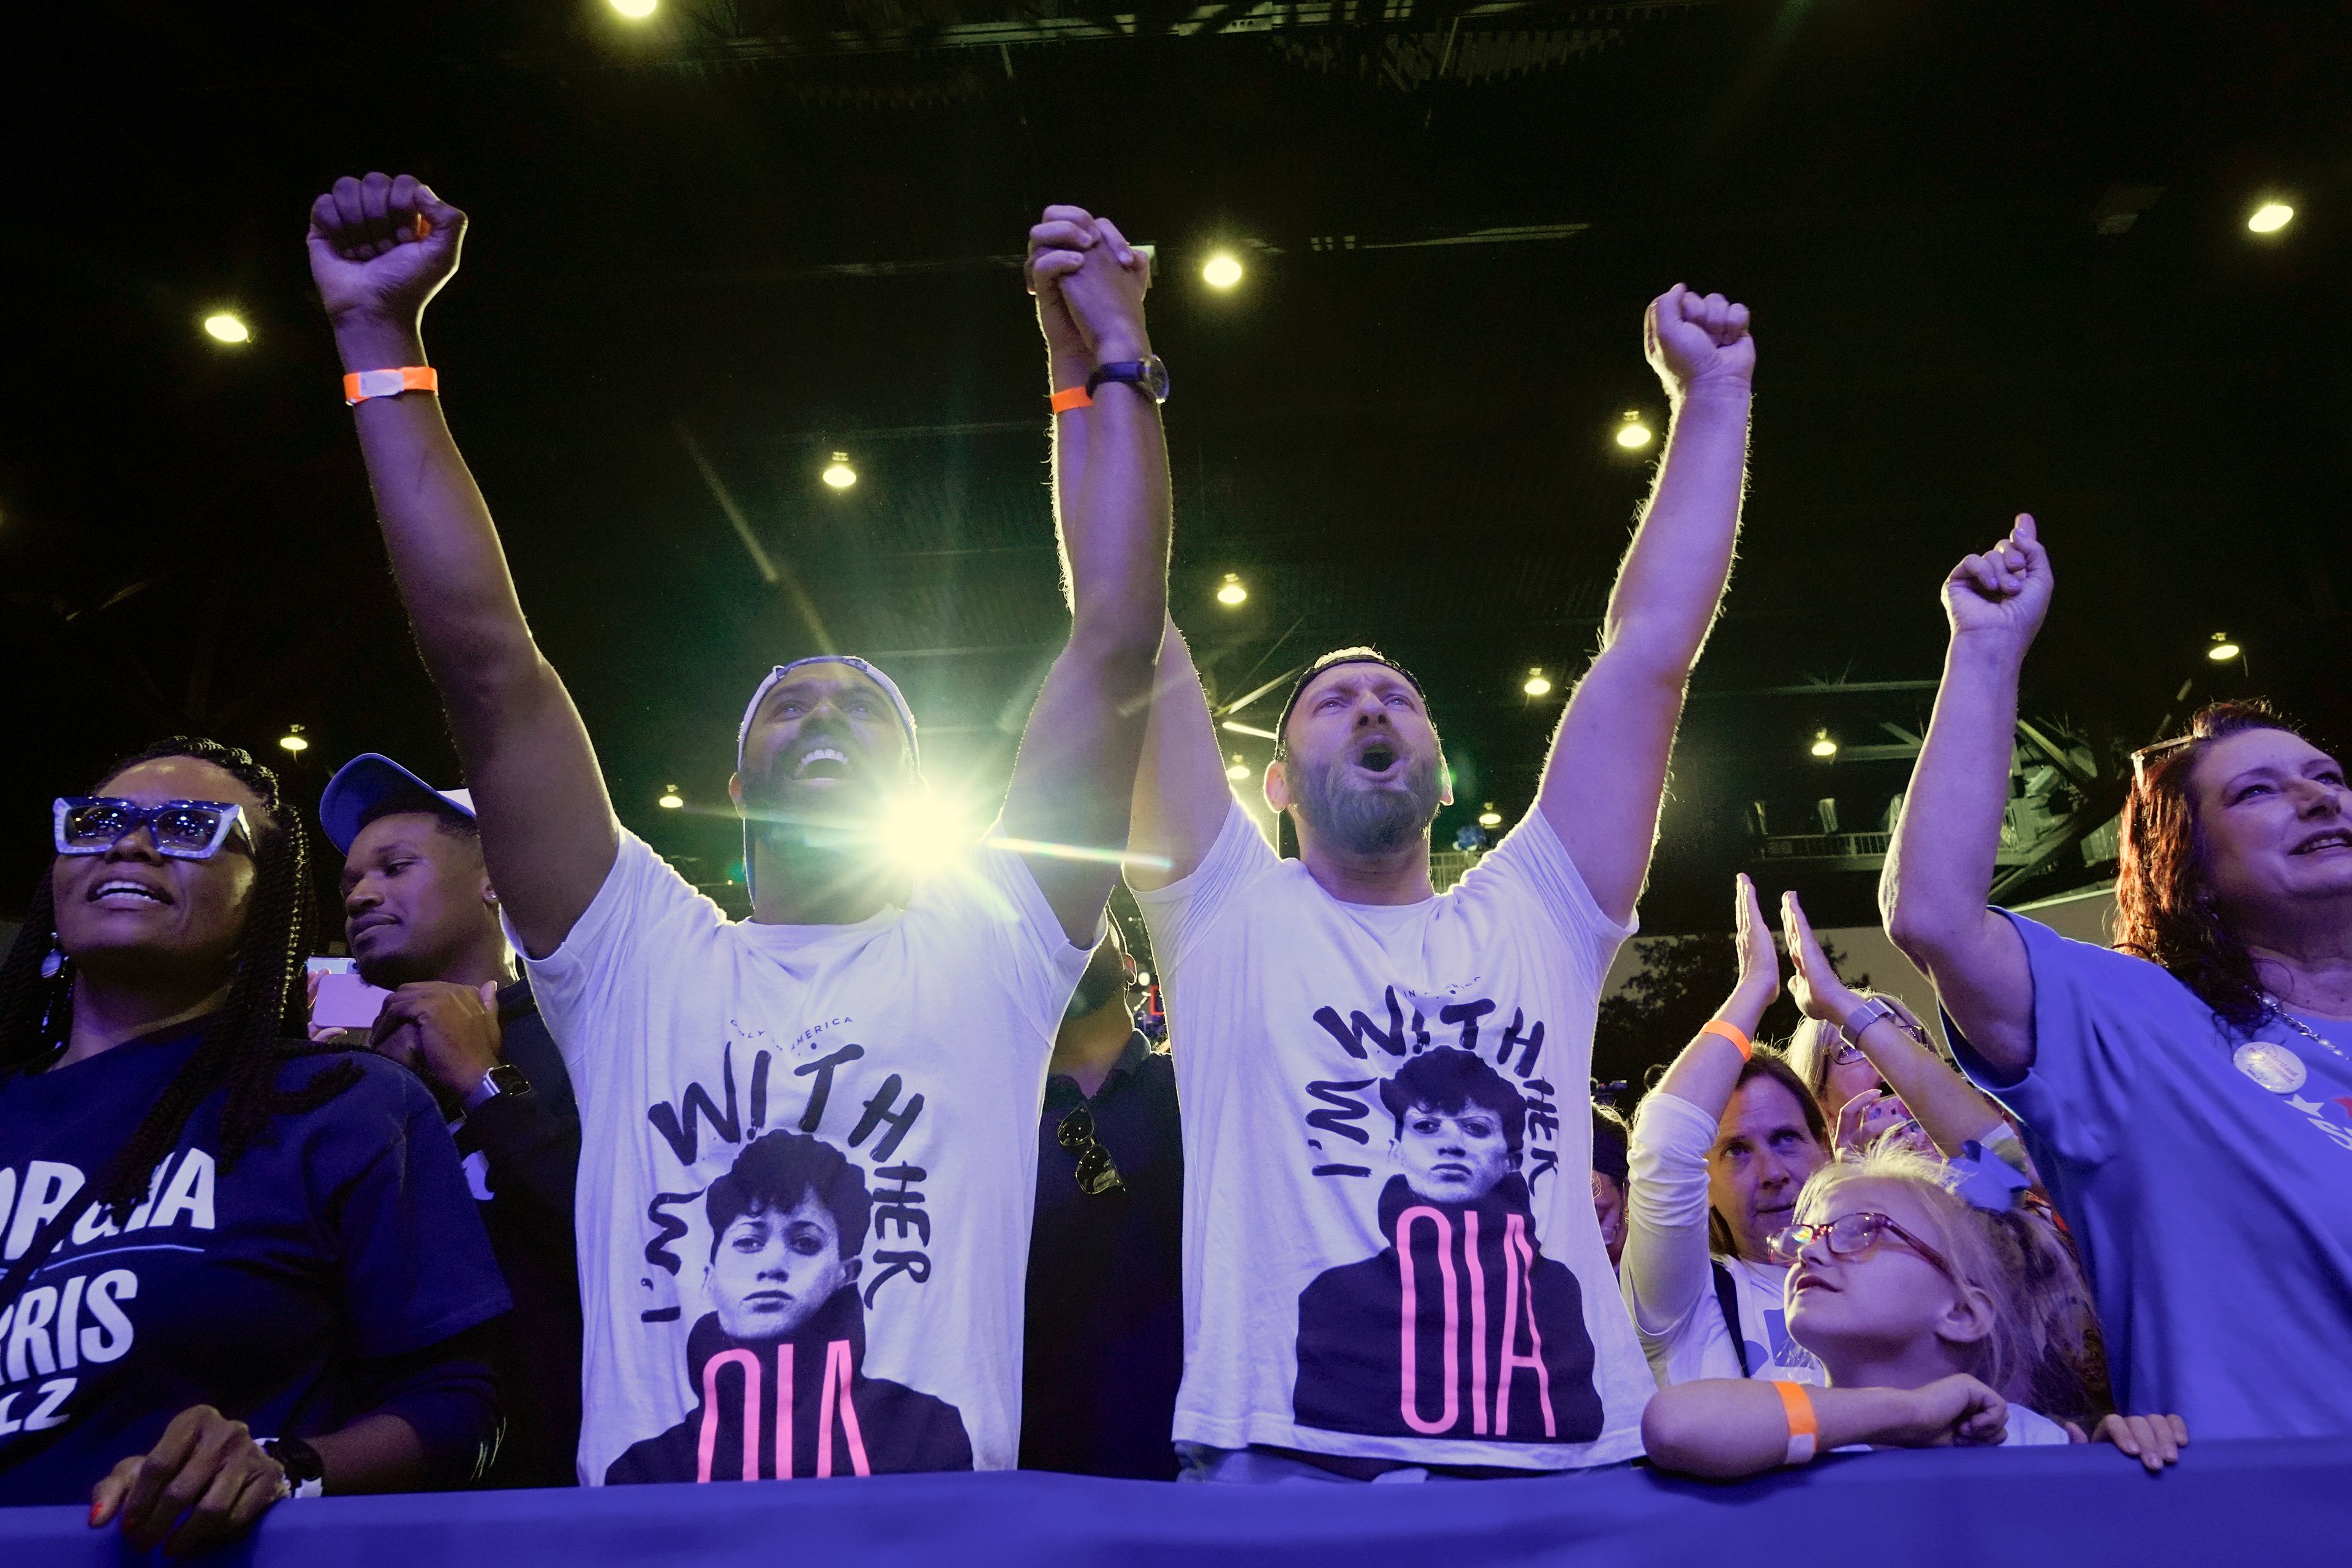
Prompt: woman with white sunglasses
<box><xmin>0</xmin><ymin>739</ymin><xmax>508</xmax><ymax>1551</ymax></box>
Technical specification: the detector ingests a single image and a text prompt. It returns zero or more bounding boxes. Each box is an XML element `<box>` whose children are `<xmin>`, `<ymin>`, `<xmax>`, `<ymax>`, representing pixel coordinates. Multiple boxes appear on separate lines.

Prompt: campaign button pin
<box><xmin>2234</xmin><ymin>1039</ymin><xmax>2308</xmax><ymax>1095</ymax></box>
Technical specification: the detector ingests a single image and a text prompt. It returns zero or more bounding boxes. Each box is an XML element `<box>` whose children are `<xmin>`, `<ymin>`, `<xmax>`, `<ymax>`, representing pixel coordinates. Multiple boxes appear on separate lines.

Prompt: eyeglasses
<box><xmin>54</xmin><ymin>797</ymin><xmax>252</xmax><ymax>861</ymax></box>
<box><xmin>1055</xmin><ymin>1107</ymin><xmax>1127</xmax><ymax>1196</ymax></box>
<box><xmin>1768</xmin><ymin>1210</ymin><xmax>1955</xmax><ymax>1280</ymax></box>
<box><xmin>2129</xmin><ymin>735</ymin><xmax>2196</xmax><ymax>788</ymax></box>
<box><xmin>1829</xmin><ymin>1036</ymin><xmax>1868</xmax><ymax>1068</ymax></box>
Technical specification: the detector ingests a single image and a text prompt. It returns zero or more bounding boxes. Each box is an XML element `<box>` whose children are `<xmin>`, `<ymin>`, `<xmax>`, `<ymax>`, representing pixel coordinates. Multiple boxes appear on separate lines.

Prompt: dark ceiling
<box><xmin>2</xmin><ymin>0</ymin><xmax>2347</xmax><ymax>939</ymax></box>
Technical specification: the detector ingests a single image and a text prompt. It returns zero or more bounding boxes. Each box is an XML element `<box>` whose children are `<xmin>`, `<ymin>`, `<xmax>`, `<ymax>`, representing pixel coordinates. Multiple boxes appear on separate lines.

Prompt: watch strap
<box><xmin>259</xmin><ymin>1435</ymin><xmax>326</xmax><ymax>1498</ymax></box>
<box><xmin>1841</xmin><ymin>997</ymin><xmax>1899</xmax><ymax>1041</ymax></box>
<box><xmin>1084</xmin><ymin>356</ymin><xmax>1168</xmax><ymax>403</ymax></box>
<box><xmin>462</xmin><ymin>1063</ymin><xmax>532</xmax><ymax>1114</ymax></box>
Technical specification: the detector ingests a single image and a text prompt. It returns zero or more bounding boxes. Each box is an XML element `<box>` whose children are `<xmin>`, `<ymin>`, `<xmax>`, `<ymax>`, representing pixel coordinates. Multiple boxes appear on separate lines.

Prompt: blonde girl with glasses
<box><xmin>1641</xmin><ymin>1147</ymin><xmax>2184</xmax><ymax>1478</ymax></box>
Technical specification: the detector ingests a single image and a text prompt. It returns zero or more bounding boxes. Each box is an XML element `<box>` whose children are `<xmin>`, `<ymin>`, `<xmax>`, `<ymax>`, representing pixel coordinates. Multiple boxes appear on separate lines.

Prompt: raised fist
<box><xmin>1942</xmin><ymin>513</ymin><xmax>2053</xmax><ymax>654</ymax></box>
<box><xmin>1027</xmin><ymin>205</ymin><xmax>1150</xmax><ymax>368</ymax></box>
<box><xmin>1645</xmin><ymin>284</ymin><xmax>1755</xmax><ymax>398</ymax></box>
<box><xmin>306</xmin><ymin>172</ymin><xmax>466</xmax><ymax>326</ymax></box>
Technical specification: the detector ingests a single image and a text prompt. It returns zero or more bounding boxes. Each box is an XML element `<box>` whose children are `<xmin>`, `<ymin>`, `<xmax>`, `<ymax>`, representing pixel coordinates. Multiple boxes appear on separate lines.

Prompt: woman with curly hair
<box><xmin>0</xmin><ymin>739</ymin><xmax>509</xmax><ymax>1551</ymax></box>
<box><xmin>1883</xmin><ymin>512</ymin><xmax>2352</xmax><ymax>1440</ymax></box>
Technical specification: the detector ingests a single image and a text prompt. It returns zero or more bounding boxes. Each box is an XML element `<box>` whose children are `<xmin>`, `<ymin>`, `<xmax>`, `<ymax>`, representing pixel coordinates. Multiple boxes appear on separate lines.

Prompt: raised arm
<box><xmin>1539</xmin><ymin>287</ymin><xmax>1754</xmax><ymax>925</ymax></box>
<box><xmin>999</xmin><ymin>214</ymin><xmax>1172</xmax><ymax>941</ymax></box>
<box><xmin>1622</xmin><ymin>875</ymin><xmax>1778</xmax><ymax>1334</ymax></box>
<box><xmin>1881</xmin><ymin>514</ymin><xmax>2052</xmax><ymax>1080</ymax></box>
<box><xmin>1783</xmin><ymin>892</ymin><xmax>2011</xmax><ymax>1156</ymax></box>
<box><xmin>307</xmin><ymin>174</ymin><xmax>616</xmax><ymax>960</ymax></box>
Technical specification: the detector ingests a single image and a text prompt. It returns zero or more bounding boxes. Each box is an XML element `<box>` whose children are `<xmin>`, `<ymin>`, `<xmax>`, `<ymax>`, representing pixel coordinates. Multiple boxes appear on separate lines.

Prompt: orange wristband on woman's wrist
<box><xmin>1048</xmin><ymin>385</ymin><xmax>1092</xmax><ymax>413</ymax></box>
<box><xmin>1701</xmin><ymin>1018</ymin><xmax>1754</xmax><ymax>1060</ymax></box>
<box><xmin>343</xmin><ymin>366</ymin><xmax>439</xmax><ymax>406</ymax></box>
<box><xmin>1773</xmin><ymin>1379</ymin><xmax>1819</xmax><ymax>1465</ymax></box>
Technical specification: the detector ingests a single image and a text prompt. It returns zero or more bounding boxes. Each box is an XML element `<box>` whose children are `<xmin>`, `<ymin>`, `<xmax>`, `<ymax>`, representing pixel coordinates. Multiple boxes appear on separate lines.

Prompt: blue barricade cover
<box><xmin>5</xmin><ymin>1438</ymin><xmax>2343</xmax><ymax>1567</ymax></box>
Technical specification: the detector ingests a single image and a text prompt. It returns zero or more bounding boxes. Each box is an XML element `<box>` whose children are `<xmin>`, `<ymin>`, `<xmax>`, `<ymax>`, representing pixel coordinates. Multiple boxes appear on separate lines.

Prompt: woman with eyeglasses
<box><xmin>0</xmin><ymin>739</ymin><xmax>509</xmax><ymax>1552</ymax></box>
<box><xmin>1641</xmin><ymin>1147</ymin><xmax>2184</xmax><ymax>1478</ymax></box>
<box><xmin>1886</xmin><ymin>514</ymin><xmax>2352</xmax><ymax>1441</ymax></box>
<box><xmin>1621</xmin><ymin>875</ymin><xmax>1833</xmax><ymax>1389</ymax></box>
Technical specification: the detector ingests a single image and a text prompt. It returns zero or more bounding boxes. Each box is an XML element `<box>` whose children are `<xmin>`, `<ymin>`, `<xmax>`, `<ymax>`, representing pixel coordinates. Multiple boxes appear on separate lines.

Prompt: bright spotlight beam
<box><xmin>984</xmin><ymin>834</ymin><xmax>1172</xmax><ymax>872</ymax></box>
<box><xmin>1221</xmin><ymin>720</ymin><xmax>1280</xmax><ymax>741</ymax></box>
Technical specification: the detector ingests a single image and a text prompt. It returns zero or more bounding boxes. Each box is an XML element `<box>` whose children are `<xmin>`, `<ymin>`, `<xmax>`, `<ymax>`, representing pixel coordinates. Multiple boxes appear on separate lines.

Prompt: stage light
<box><xmin>277</xmin><ymin>725</ymin><xmax>309</xmax><ymax>755</ymax></box>
<box><xmin>1202</xmin><ymin>252</ymin><xmax>1245</xmax><ymax>289</ymax></box>
<box><xmin>1615</xmin><ymin>410</ymin><xmax>1652</xmax><ymax>450</ymax></box>
<box><xmin>1523</xmin><ymin>668</ymin><xmax>1553</xmax><ymax>697</ymax></box>
<box><xmin>203</xmin><ymin>312</ymin><xmax>250</xmax><ymax>345</ymax></box>
<box><xmin>821</xmin><ymin>452</ymin><xmax>857</xmax><ymax>490</ymax></box>
<box><xmin>658</xmin><ymin>785</ymin><xmax>684</xmax><ymax>809</ymax></box>
<box><xmin>2209</xmin><ymin>635</ymin><xmax>2241</xmax><ymax>662</ymax></box>
<box><xmin>1135</xmin><ymin>970</ymin><xmax>1152</xmax><ymax>987</ymax></box>
<box><xmin>610</xmin><ymin>0</ymin><xmax>658</xmax><ymax>17</ymax></box>
<box><xmin>877</xmin><ymin>790</ymin><xmax>976</xmax><ymax>875</ymax></box>
<box><xmin>2248</xmin><ymin>203</ymin><xmax>2294</xmax><ymax>235</ymax></box>
<box><xmin>1216</xmin><ymin>573</ymin><xmax>1248</xmax><ymax>606</ymax></box>
<box><xmin>1226</xmin><ymin>756</ymin><xmax>1251</xmax><ymax>782</ymax></box>
<box><xmin>1477</xmin><ymin>803</ymin><xmax>1503</xmax><ymax>829</ymax></box>
<box><xmin>1810</xmin><ymin>729</ymin><xmax>1838</xmax><ymax>760</ymax></box>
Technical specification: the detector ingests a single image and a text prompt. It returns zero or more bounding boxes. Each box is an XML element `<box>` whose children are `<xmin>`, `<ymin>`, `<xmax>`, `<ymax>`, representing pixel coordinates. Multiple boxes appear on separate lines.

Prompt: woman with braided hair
<box><xmin>0</xmin><ymin>739</ymin><xmax>510</xmax><ymax>1551</ymax></box>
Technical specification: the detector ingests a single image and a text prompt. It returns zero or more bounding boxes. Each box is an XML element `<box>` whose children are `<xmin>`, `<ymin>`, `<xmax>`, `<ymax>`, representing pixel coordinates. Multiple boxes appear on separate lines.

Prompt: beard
<box><xmin>1291</xmin><ymin>746</ymin><xmax>1443</xmax><ymax>857</ymax></box>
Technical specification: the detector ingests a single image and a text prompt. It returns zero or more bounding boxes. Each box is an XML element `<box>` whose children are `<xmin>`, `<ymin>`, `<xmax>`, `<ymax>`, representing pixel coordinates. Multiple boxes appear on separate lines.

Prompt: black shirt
<box><xmin>1020</xmin><ymin>1030</ymin><xmax>1184</xmax><ymax>1479</ymax></box>
<box><xmin>454</xmin><ymin>980</ymin><xmax>584</xmax><ymax>1487</ymax></box>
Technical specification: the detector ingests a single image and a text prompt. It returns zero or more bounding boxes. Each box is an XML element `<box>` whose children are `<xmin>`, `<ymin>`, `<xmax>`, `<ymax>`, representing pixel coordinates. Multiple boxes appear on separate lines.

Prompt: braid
<box><xmin>0</xmin><ymin>876</ymin><xmax>64</xmax><ymax>1076</ymax></box>
<box><xmin>0</xmin><ymin>737</ymin><xmax>364</xmax><ymax>1218</ymax></box>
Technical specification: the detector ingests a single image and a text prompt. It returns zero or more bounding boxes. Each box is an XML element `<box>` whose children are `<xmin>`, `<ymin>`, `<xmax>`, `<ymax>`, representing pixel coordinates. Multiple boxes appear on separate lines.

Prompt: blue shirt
<box><xmin>1949</xmin><ymin>913</ymin><xmax>2352</xmax><ymax>1438</ymax></box>
<box><xmin>0</xmin><ymin>1022</ymin><xmax>511</xmax><ymax>1504</ymax></box>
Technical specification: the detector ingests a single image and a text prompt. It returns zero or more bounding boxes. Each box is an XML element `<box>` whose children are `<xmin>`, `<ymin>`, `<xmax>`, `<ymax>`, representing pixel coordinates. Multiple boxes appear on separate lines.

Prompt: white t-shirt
<box><xmin>1623</xmin><ymin>1090</ymin><xmax>1825</xmax><ymax>1386</ymax></box>
<box><xmin>521</xmin><ymin>830</ymin><xmax>1090</xmax><ymax>1485</ymax></box>
<box><xmin>1134</xmin><ymin>802</ymin><xmax>1653</xmax><ymax>1469</ymax></box>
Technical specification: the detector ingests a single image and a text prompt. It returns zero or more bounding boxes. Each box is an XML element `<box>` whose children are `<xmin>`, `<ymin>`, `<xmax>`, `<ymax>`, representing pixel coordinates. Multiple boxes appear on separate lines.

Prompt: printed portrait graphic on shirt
<box><xmin>1292</xmin><ymin>1047</ymin><xmax>1605</xmax><ymax>1444</ymax></box>
<box><xmin>608</xmin><ymin>1128</ymin><xmax>971</xmax><ymax>1482</ymax></box>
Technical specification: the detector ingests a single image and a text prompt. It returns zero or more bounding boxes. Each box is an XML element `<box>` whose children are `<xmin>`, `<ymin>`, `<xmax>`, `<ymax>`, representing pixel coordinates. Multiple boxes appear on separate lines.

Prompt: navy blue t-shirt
<box><xmin>0</xmin><ymin>1023</ymin><xmax>511</xmax><ymax>1504</ymax></box>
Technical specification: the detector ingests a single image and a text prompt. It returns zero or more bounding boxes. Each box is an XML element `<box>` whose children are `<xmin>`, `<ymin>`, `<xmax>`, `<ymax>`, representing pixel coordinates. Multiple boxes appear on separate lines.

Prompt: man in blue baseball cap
<box><xmin>318</xmin><ymin>752</ymin><xmax>584</xmax><ymax>1488</ymax></box>
<box><xmin>310</xmin><ymin>174</ymin><xmax>1169</xmax><ymax>1483</ymax></box>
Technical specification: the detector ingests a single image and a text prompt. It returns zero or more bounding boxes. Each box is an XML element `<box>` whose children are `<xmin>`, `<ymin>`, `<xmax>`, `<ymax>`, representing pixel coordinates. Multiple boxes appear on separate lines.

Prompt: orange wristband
<box><xmin>1048</xmin><ymin>385</ymin><xmax>1093</xmax><ymax>413</ymax></box>
<box><xmin>1701</xmin><ymin>1018</ymin><xmax>1753</xmax><ymax>1060</ymax></box>
<box><xmin>344</xmin><ymin>366</ymin><xmax>439</xmax><ymax>406</ymax></box>
<box><xmin>1773</xmin><ymin>1379</ymin><xmax>1819</xmax><ymax>1464</ymax></box>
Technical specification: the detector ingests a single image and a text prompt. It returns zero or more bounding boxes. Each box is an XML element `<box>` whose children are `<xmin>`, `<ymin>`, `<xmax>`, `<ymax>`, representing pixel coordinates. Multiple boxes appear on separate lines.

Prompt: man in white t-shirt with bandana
<box><xmin>1123</xmin><ymin>284</ymin><xmax>1757</xmax><ymax>1480</ymax></box>
<box><xmin>307</xmin><ymin>175</ymin><xmax>1170</xmax><ymax>1482</ymax></box>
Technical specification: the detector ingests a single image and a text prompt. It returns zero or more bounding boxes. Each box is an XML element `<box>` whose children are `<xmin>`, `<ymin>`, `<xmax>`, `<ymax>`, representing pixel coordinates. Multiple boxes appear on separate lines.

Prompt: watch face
<box><xmin>486</xmin><ymin>1065</ymin><xmax>533</xmax><ymax>1097</ymax></box>
<box><xmin>1142</xmin><ymin>356</ymin><xmax>1170</xmax><ymax>402</ymax></box>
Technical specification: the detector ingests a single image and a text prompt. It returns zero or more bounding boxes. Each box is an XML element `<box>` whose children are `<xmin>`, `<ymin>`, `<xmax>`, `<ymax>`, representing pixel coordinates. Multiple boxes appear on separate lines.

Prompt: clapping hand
<box><xmin>1728</xmin><ymin>873</ymin><xmax>1781</xmax><ymax>1016</ymax></box>
<box><xmin>1645</xmin><ymin>284</ymin><xmax>1754</xmax><ymax>399</ymax></box>
<box><xmin>1782</xmin><ymin>890</ymin><xmax>1861</xmax><ymax>1025</ymax></box>
<box><xmin>1942</xmin><ymin>512</ymin><xmax>2052</xmax><ymax>654</ymax></box>
<box><xmin>306</xmin><ymin>172</ymin><xmax>466</xmax><ymax>330</ymax></box>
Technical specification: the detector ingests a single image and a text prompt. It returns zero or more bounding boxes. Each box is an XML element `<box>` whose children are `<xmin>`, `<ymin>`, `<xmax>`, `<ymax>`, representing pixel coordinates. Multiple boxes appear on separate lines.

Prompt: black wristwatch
<box><xmin>462</xmin><ymin>1063</ymin><xmax>533</xmax><ymax>1114</ymax></box>
<box><xmin>1086</xmin><ymin>355</ymin><xmax>1170</xmax><ymax>404</ymax></box>
<box><xmin>260</xmin><ymin>1435</ymin><xmax>326</xmax><ymax>1499</ymax></box>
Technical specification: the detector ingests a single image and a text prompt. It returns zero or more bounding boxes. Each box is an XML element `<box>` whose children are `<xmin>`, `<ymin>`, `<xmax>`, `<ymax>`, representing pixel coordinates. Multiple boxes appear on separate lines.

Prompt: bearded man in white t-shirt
<box><xmin>307</xmin><ymin>175</ymin><xmax>1171</xmax><ymax>1482</ymax></box>
<box><xmin>1121</xmin><ymin>285</ymin><xmax>1757</xmax><ymax>1480</ymax></box>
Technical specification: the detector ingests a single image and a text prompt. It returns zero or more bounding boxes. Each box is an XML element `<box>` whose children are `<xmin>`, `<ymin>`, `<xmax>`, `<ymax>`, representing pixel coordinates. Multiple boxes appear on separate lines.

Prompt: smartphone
<box><xmin>312</xmin><ymin>970</ymin><xmax>392</xmax><ymax>1031</ymax></box>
